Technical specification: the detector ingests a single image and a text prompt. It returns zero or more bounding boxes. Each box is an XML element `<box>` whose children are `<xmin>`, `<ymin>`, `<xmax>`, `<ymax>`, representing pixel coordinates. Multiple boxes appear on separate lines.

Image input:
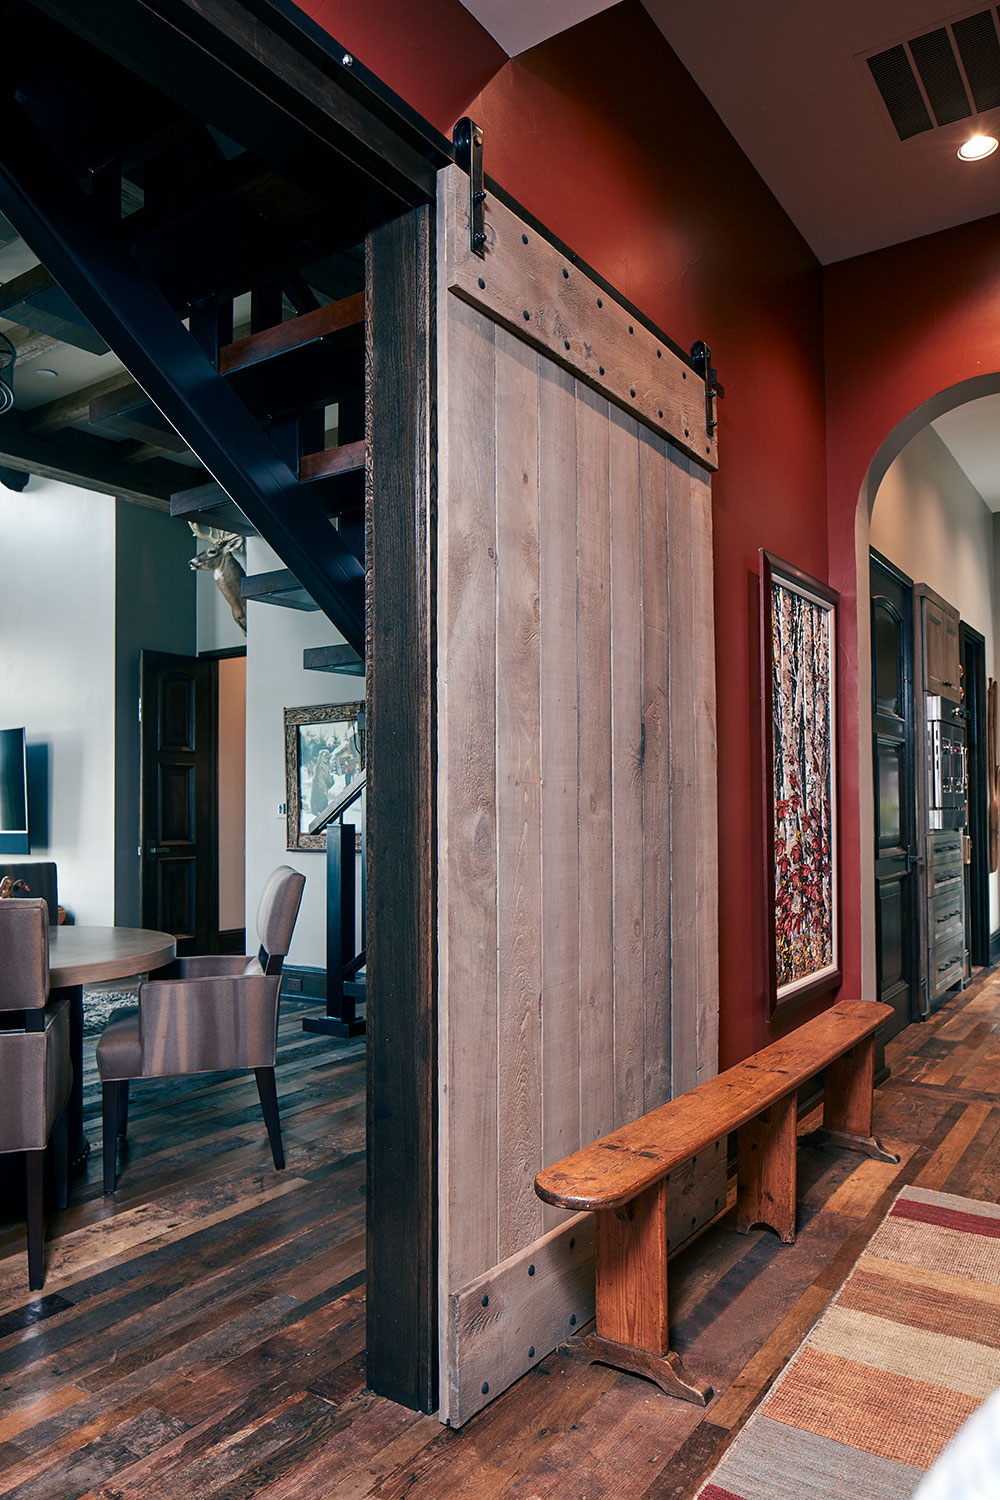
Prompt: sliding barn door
<box><xmin>436</xmin><ymin>166</ymin><xmax>720</xmax><ymax>1424</ymax></box>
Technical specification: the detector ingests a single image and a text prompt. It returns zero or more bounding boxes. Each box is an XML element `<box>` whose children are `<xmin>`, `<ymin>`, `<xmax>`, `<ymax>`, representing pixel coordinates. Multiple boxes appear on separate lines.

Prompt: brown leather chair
<box><xmin>0</xmin><ymin>897</ymin><xmax>72</xmax><ymax>1289</ymax></box>
<box><xmin>97</xmin><ymin>865</ymin><xmax>306</xmax><ymax>1192</ymax></box>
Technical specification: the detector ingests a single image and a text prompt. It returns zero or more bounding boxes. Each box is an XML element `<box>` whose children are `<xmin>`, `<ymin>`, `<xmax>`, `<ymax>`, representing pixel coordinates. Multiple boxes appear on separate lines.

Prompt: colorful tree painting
<box><xmin>761</xmin><ymin>552</ymin><xmax>839</xmax><ymax>1013</ymax></box>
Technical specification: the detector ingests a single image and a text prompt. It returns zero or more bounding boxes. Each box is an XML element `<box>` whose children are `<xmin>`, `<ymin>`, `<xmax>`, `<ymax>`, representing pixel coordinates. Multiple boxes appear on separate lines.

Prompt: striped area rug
<box><xmin>696</xmin><ymin>1185</ymin><xmax>1000</xmax><ymax>1500</ymax></box>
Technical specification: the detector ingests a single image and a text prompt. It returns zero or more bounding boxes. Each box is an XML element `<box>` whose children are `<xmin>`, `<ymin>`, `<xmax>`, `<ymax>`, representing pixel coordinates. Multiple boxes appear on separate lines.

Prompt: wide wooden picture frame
<box><xmin>284</xmin><ymin>702</ymin><xmax>365</xmax><ymax>852</ymax></box>
<box><xmin>760</xmin><ymin>551</ymin><xmax>840</xmax><ymax>1017</ymax></box>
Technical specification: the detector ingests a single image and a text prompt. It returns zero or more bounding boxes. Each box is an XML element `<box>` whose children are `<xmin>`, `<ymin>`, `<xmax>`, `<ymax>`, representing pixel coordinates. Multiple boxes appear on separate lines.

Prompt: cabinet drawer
<box><xmin>930</xmin><ymin>885</ymin><xmax>964</xmax><ymax>946</ymax></box>
<box><xmin>928</xmin><ymin>835</ymin><xmax>964</xmax><ymax>882</ymax></box>
<box><xmin>930</xmin><ymin>933</ymin><xmax>965</xmax><ymax>998</ymax></box>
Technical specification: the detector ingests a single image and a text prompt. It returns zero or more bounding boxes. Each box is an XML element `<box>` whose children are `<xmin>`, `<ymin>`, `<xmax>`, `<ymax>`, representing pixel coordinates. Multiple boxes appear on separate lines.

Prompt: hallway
<box><xmin>1</xmin><ymin>974</ymin><xmax>999</xmax><ymax>1497</ymax></box>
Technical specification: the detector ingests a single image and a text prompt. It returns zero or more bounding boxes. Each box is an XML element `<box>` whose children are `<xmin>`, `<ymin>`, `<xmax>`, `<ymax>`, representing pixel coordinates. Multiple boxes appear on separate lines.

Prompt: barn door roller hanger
<box><xmin>689</xmin><ymin>340</ymin><xmax>724</xmax><ymax>438</ymax></box>
<box><xmin>453</xmin><ymin>116</ymin><xmax>486</xmax><ymax>257</ymax></box>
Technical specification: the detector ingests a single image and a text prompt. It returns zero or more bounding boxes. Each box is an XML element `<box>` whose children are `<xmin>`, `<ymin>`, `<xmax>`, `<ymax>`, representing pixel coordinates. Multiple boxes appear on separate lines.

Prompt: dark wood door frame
<box><xmin>365</xmin><ymin>205</ymin><xmax>437</xmax><ymax>1412</ymax></box>
<box><xmin>961</xmin><ymin>624</ymin><xmax>989</xmax><ymax>968</ymax></box>
<box><xmin>870</xmin><ymin>550</ymin><xmax>921</xmax><ymax>1035</ymax></box>
<box><xmin>4</xmin><ymin>2</ymin><xmax>442</xmax><ymax>1416</ymax></box>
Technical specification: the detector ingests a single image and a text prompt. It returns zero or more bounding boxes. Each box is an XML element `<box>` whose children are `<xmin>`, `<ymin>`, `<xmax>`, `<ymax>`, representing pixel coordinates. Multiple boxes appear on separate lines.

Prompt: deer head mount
<box><xmin>189</xmin><ymin>523</ymin><xmax>247</xmax><ymax>635</ymax></box>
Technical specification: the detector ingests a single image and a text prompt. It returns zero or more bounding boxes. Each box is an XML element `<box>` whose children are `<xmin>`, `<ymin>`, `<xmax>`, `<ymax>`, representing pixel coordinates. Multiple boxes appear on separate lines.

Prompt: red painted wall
<box><xmin>299</xmin><ymin>0</ymin><xmax>832</xmax><ymax>1066</ymax></box>
<box><xmin>293</xmin><ymin>0</ymin><xmax>505</xmax><ymax>134</ymax></box>
<box><xmin>825</xmin><ymin>215</ymin><xmax>1000</xmax><ymax>999</ymax></box>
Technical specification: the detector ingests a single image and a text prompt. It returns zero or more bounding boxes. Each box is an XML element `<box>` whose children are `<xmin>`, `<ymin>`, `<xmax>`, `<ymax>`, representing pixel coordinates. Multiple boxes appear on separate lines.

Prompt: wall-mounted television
<box><xmin>0</xmin><ymin>726</ymin><xmax>29</xmax><ymax>855</ymax></box>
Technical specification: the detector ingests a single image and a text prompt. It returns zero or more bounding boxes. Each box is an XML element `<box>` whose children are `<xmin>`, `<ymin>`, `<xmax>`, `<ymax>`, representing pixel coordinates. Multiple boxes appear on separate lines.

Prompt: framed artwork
<box><xmin>284</xmin><ymin>702</ymin><xmax>365</xmax><ymax>852</ymax></box>
<box><xmin>760</xmin><ymin>551</ymin><xmax>840</xmax><ymax>1017</ymax></box>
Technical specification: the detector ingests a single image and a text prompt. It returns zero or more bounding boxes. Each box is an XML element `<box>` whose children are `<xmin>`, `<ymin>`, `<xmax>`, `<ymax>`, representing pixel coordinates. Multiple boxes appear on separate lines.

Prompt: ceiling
<box><xmin>460</xmin><ymin>0</ymin><xmax>1000</xmax><ymax>267</ymax></box>
<box><xmin>933</xmin><ymin>394</ymin><xmax>1000</xmax><ymax>510</ymax></box>
<box><xmin>2</xmin><ymin>1</ymin><xmax>998</xmax><ymax>513</ymax></box>
<box><xmin>460</xmin><ymin>0</ymin><xmax>1000</xmax><ymax>506</ymax></box>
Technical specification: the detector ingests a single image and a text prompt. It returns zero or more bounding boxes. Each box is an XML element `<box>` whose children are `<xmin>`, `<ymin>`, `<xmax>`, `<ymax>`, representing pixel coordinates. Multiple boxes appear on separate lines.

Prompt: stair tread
<box><xmin>219</xmin><ymin>293</ymin><xmax>364</xmax><ymax>375</ymax></box>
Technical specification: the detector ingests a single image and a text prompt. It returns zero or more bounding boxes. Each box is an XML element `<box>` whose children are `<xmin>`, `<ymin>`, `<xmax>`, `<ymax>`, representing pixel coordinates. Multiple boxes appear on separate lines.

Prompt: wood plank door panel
<box><xmin>436</xmin><ymin>167</ymin><xmax>720</xmax><ymax>1425</ymax></box>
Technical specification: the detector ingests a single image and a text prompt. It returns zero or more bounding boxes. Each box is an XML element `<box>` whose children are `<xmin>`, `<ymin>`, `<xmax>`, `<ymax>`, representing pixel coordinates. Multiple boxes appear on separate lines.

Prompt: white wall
<box><xmin>871</xmin><ymin>423</ymin><xmax>998</xmax><ymax>927</ymax></box>
<box><xmin>243</xmin><ymin>538</ymin><xmax>363</xmax><ymax>967</ymax></box>
<box><xmin>872</xmin><ymin>426</ymin><xmax>996</xmax><ymax>654</ymax></box>
<box><xmin>0</xmin><ymin>477</ymin><xmax>117</xmax><ymax>923</ymax></box>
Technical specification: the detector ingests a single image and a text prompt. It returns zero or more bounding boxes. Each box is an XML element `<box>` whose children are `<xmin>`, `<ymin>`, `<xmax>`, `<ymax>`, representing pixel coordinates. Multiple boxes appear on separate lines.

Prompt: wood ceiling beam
<box><xmin>0</xmin><ymin>418</ymin><xmax>198</xmax><ymax>509</ymax></box>
<box><xmin>25</xmin><ymin>373</ymin><xmax>136</xmax><ymax>435</ymax></box>
<box><xmin>5</xmin><ymin>325</ymin><xmax>61</xmax><ymax>364</ymax></box>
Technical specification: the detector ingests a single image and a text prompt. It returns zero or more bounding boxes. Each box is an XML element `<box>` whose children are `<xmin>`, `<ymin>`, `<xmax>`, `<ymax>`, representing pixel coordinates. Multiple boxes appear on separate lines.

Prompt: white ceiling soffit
<box><xmin>931</xmin><ymin>394</ymin><xmax>1000</xmax><ymax>510</ymax></box>
<box><xmin>458</xmin><ymin>0</ymin><xmax>614</xmax><ymax>57</ymax></box>
<box><xmin>641</xmin><ymin>0</ymin><xmax>1000</xmax><ymax>264</ymax></box>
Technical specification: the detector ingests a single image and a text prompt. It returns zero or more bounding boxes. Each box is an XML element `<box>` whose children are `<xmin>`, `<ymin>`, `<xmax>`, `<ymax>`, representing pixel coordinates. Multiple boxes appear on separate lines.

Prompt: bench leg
<box><xmin>561</xmin><ymin>1185</ymin><xmax>712</xmax><ymax>1405</ymax></box>
<box><xmin>737</xmin><ymin>1092</ymin><xmax>797</xmax><ymax>1243</ymax></box>
<box><xmin>803</xmin><ymin>1039</ymin><xmax>900</xmax><ymax>1164</ymax></box>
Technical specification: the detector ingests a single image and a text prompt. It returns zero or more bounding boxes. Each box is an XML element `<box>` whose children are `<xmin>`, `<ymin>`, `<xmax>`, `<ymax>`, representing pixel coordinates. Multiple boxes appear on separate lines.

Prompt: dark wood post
<box><xmin>365</xmin><ymin>204</ymin><xmax>437</xmax><ymax>1413</ymax></box>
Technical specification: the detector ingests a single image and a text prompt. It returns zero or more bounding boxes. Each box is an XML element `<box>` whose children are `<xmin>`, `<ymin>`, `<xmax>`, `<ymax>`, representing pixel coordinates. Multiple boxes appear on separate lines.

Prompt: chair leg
<box><xmin>254</xmin><ymin>1067</ymin><xmax>285</xmax><ymax>1171</ymax></box>
<box><xmin>51</xmin><ymin>1106</ymin><xmax>69</xmax><ymax>1213</ymax></box>
<box><xmin>118</xmin><ymin>1080</ymin><xmax>129</xmax><ymax>1140</ymax></box>
<box><xmin>102</xmin><ymin>1082</ymin><xmax>121</xmax><ymax>1193</ymax></box>
<box><xmin>26</xmin><ymin>1151</ymin><xmax>45</xmax><ymax>1292</ymax></box>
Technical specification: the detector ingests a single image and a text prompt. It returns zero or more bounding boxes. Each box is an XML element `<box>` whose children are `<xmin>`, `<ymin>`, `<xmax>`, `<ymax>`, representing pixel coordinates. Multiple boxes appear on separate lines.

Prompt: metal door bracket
<box><xmin>690</xmin><ymin>340</ymin><xmax>723</xmax><ymax>437</ymax></box>
<box><xmin>453</xmin><ymin>117</ymin><xmax>486</xmax><ymax>257</ymax></box>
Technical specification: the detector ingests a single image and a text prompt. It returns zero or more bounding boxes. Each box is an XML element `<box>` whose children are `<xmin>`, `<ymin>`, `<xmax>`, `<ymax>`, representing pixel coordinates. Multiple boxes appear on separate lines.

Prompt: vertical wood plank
<box><xmin>690</xmin><ymin>462</ymin><xmax>720</xmax><ymax>1084</ymax></box>
<box><xmin>640</xmin><ymin>430</ymin><xmax>671</xmax><ymax>1110</ymax></box>
<box><xmin>609</xmin><ymin>408</ymin><xmax>645</xmax><ymax>1128</ymax></box>
<box><xmin>666</xmin><ymin>449</ymin><xmax>698</xmax><ymax>1096</ymax></box>
<box><xmin>576</xmin><ymin>382</ymin><xmax>614</xmax><ymax>1147</ymax></box>
<box><xmin>437</xmin><ymin>285</ymin><xmax>499</xmax><ymax>1304</ymax></box>
<box><xmin>495</xmin><ymin>327</ymin><xmax>543</xmax><ymax>1257</ymax></box>
<box><xmin>538</xmin><ymin>360</ymin><xmax>581</xmax><ymax>1231</ymax></box>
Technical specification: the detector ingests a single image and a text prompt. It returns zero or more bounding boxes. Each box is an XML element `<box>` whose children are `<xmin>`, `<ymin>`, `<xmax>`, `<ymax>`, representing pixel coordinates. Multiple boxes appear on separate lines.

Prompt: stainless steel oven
<box><xmin>926</xmin><ymin>695</ymin><xmax>966</xmax><ymax>831</ymax></box>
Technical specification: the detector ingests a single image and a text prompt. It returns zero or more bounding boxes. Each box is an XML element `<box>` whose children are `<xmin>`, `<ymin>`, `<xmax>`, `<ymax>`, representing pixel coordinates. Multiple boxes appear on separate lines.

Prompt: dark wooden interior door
<box><xmin>870</xmin><ymin>553</ymin><xmax>920</xmax><ymax>1036</ymax></box>
<box><xmin>140</xmin><ymin>650</ymin><xmax>216</xmax><ymax>955</ymax></box>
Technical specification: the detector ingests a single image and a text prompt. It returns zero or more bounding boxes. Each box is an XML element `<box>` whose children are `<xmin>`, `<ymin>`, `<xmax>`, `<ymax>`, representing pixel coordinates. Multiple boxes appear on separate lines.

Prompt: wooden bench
<box><xmin>534</xmin><ymin>999</ymin><xmax>898</xmax><ymax>1404</ymax></box>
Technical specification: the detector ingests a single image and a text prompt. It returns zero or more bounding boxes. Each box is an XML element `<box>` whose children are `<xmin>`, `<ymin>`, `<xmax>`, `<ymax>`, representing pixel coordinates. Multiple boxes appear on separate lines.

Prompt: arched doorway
<box><xmin>854</xmin><ymin>375</ymin><xmax>1000</xmax><ymax>1014</ymax></box>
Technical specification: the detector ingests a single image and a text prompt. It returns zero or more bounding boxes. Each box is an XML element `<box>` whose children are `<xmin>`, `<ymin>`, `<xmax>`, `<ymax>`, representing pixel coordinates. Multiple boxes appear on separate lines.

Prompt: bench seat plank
<box><xmin>536</xmin><ymin>1000</ymin><xmax>893</xmax><ymax>1212</ymax></box>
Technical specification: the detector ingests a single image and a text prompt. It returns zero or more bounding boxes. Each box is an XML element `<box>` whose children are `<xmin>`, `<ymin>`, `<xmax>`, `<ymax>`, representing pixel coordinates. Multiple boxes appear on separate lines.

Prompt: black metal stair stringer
<box><xmin>0</xmin><ymin>93</ymin><xmax>365</xmax><ymax>653</ymax></box>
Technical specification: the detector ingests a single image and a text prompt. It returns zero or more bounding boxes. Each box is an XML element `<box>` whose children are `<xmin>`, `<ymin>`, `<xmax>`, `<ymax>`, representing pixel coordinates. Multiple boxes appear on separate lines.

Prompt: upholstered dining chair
<box><xmin>0</xmin><ymin>897</ymin><xmax>72</xmax><ymax>1289</ymax></box>
<box><xmin>97</xmin><ymin>865</ymin><xmax>305</xmax><ymax>1193</ymax></box>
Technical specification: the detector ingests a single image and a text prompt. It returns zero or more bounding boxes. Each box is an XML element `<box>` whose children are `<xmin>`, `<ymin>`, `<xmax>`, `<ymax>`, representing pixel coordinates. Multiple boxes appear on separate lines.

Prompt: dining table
<box><xmin>49</xmin><ymin>925</ymin><xmax>176</xmax><ymax>1170</ymax></box>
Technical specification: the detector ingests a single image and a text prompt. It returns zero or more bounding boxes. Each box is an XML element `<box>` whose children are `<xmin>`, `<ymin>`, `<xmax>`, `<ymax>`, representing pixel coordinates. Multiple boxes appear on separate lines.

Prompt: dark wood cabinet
<box><xmin>920</xmin><ymin>589</ymin><xmax>961</xmax><ymax>702</ymax></box>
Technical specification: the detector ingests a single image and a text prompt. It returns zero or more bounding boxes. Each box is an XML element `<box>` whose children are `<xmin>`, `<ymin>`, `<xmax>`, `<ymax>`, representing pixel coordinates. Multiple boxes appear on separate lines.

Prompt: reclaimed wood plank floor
<box><xmin>2</xmin><ymin>975</ymin><xmax>1000</xmax><ymax>1497</ymax></box>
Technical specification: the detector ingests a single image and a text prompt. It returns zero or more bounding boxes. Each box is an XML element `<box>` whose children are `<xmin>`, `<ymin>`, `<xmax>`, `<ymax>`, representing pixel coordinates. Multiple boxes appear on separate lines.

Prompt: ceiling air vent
<box><xmin>865</xmin><ymin>7</ymin><xmax>1000</xmax><ymax>141</ymax></box>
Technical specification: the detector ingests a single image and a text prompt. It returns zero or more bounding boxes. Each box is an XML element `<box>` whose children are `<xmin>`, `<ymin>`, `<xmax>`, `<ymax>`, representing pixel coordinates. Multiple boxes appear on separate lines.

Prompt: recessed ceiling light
<box><xmin>958</xmin><ymin>133</ymin><xmax>998</xmax><ymax>161</ymax></box>
<box><xmin>34</xmin><ymin>367</ymin><xmax>58</xmax><ymax>378</ymax></box>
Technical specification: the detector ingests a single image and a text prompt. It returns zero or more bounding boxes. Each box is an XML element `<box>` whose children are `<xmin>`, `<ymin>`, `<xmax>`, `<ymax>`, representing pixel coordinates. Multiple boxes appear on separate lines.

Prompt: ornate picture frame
<box><xmin>284</xmin><ymin>702</ymin><xmax>365</xmax><ymax>852</ymax></box>
<box><xmin>760</xmin><ymin>551</ymin><xmax>840</xmax><ymax>1017</ymax></box>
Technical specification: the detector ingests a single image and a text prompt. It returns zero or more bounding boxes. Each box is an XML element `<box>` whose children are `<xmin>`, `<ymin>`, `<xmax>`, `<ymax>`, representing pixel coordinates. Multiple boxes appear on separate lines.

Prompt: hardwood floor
<box><xmin>1</xmin><ymin>974</ymin><xmax>999</xmax><ymax>1497</ymax></box>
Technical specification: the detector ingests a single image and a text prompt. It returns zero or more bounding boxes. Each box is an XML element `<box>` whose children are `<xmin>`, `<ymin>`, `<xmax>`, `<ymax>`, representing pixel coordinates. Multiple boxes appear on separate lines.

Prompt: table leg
<box><xmin>57</xmin><ymin>984</ymin><xmax>90</xmax><ymax>1172</ymax></box>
